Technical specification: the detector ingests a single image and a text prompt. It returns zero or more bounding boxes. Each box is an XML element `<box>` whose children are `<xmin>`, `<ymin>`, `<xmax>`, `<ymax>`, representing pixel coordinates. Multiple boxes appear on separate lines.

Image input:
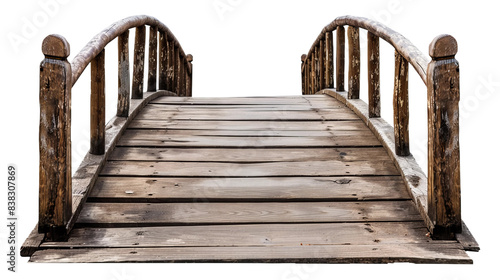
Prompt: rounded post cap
<box><xmin>301</xmin><ymin>54</ymin><xmax>307</xmax><ymax>61</ymax></box>
<box><xmin>186</xmin><ymin>54</ymin><xmax>193</xmax><ymax>62</ymax></box>
<box><xmin>42</xmin><ymin>34</ymin><xmax>70</xmax><ymax>58</ymax></box>
<box><xmin>429</xmin><ymin>34</ymin><xmax>457</xmax><ymax>58</ymax></box>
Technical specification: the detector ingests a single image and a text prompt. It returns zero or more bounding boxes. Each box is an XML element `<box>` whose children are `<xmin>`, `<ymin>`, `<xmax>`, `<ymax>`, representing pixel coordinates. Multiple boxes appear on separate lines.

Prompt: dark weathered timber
<box><xmin>325</xmin><ymin>31</ymin><xmax>334</xmax><ymax>88</ymax></box>
<box><xmin>38</xmin><ymin>35</ymin><xmax>72</xmax><ymax>241</ymax></box>
<box><xmin>311</xmin><ymin>47</ymin><xmax>317</xmax><ymax>93</ymax></box>
<box><xmin>147</xmin><ymin>26</ymin><xmax>158</xmax><ymax>92</ymax></box>
<box><xmin>90</xmin><ymin>50</ymin><xmax>105</xmax><ymax>155</ymax></box>
<box><xmin>367</xmin><ymin>32</ymin><xmax>380</xmax><ymax>118</ymax></box>
<box><xmin>319</xmin><ymin>39</ymin><xmax>325</xmax><ymax>89</ymax></box>
<box><xmin>336</xmin><ymin>26</ymin><xmax>345</xmax><ymax>91</ymax></box>
<box><xmin>21</xmin><ymin>225</ymin><xmax>45</xmax><ymax>257</ymax></box>
<box><xmin>347</xmin><ymin>26</ymin><xmax>360</xmax><ymax>99</ymax></box>
<box><xmin>158</xmin><ymin>31</ymin><xmax>168</xmax><ymax>90</ymax></box>
<box><xmin>305</xmin><ymin>59</ymin><xmax>310</xmax><ymax>94</ymax></box>
<box><xmin>132</xmin><ymin>25</ymin><xmax>146</xmax><ymax>99</ymax></box>
<box><xmin>179</xmin><ymin>54</ymin><xmax>185</xmax><ymax>96</ymax></box>
<box><xmin>427</xmin><ymin>34</ymin><xmax>461</xmax><ymax>239</ymax></box>
<box><xmin>174</xmin><ymin>45</ymin><xmax>180</xmax><ymax>94</ymax></box>
<box><xmin>301</xmin><ymin>54</ymin><xmax>306</xmax><ymax>94</ymax></box>
<box><xmin>393</xmin><ymin>51</ymin><xmax>410</xmax><ymax>156</ymax></box>
<box><xmin>117</xmin><ymin>30</ymin><xmax>130</xmax><ymax>117</ymax></box>
<box><xmin>186</xmin><ymin>54</ymin><xmax>193</xmax><ymax>96</ymax></box>
<box><xmin>167</xmin><ymin>38</ymin><xmax>175</xmax><ymax>92</ymax></box>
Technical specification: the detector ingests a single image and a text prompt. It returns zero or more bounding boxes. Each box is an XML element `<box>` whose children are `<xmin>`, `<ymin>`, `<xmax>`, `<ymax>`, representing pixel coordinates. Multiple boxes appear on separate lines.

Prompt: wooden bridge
<box><xmin>22</xmin><ymin>15</ymin><xmax>478</xmax><ymax>263</ymax></box>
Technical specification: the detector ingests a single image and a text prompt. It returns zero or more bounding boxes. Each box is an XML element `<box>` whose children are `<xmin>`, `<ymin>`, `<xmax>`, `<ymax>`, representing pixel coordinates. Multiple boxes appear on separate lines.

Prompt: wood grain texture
<box><xmin>367</xmin><ymin>32</ymin><xmax>380</xmax><ymax>118</ymax></box>
<box><xmin>158</xmin><ymin>31</ymin><xmax>168</xmax><ymax>90</ymax></box>
<box><xmin>117</xmin><ymin>30</ymin><xmax>130</xmax><ymax>117</ymax></box>
<box><xmin>147</xmin><ymin>26</ymin><xmax>158</xmax><ymax>92</ymax></box>
<box><xmin>38</xmin><ymin>35</ymin><xmax>72</xmax><ymax>240</ymax></box>
<box><xmin>131</xmin><ymin>25</ymin><xmax>146</xmax><ymax>99</ymax></box>
<box><xmin>336</xmin><ymin>26</ymin><xmax>345</xmax><ymax>91</ymax></box>
<box><xmin>393</xmin><ymin>51</ymin><xmax>410</xmax><ymax>156</ymax></box>
<box><xmin>90</xmin><ymin>49</ymin><xmax>105</xmax><ymax>155</ymax></box>
<box><xmin>325</xmin><ymin>31</ymin><xmax>334</xmax><ymax>88</ymax></box>
<box><xmin>89</xmin><ymin>176</ymin><xmax>409</xmax><ymax>202</ymax></box>
<box><xmin>347</xmin><ymin>26</ymin><xmax>360</xmax><ymax>99</ymax></box>
<box><xmin>76</xmin><ymin>201</ymin><xmax>421</xmax><ymax>226</ymax></box>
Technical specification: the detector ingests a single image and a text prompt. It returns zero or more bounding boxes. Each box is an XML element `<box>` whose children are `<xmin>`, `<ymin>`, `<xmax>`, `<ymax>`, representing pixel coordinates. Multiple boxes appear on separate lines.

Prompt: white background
<box><xmin>1</xmin><ymin>0</ymin><xmax>498</xmax><ymax>279</ymax></box>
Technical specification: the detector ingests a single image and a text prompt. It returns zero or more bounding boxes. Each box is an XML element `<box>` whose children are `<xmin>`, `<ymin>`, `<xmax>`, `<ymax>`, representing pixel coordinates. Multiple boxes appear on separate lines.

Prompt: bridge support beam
<box><xmin>427</xmin><ymin>34</ymin><xmax>461</xmax><ymax>239</ymax></box>
<box><xmin>38</xmin><ymin>35</ymin><xmax>72</xmax><ymax>241</ymax></box>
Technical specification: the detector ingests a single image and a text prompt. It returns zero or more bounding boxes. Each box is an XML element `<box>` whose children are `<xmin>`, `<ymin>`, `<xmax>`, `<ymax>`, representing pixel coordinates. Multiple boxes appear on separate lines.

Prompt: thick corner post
<box><xmin>39</xmin><ymin>35</ymin><xmax>72</xmax><ymax>241</ymax></box>
<box><xmin>427</xmin><ymin>34</ymin><xmax>461</xmax><ymax>239</ymax></box>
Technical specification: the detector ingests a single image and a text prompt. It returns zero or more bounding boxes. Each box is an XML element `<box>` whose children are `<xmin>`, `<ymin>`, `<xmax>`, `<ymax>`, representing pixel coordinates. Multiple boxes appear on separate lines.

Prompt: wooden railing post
<box><xmin>39</xmin><ymin>34</ymin><xmax>72</xmax><ymax>241</ymax></box>
<box><xmin>90</xmin><ymin>49</ymin><xmax>105</xmax><ymax>155</ymax></box>
<box><xmin>367</xmin><ymin>32</ymin><xmax>380</xmax><ymax>118</ymax></box>
<box><xmin>159</xmin><ymin>31</ymin><xmax>168</xmax><ymax>90</ymax></box>
<box><xmin>301</xmin><ymin>54</ymin><xmax>306</xmax><ymax>95</ymax></box>
<box><xmin>311</xmin><ymin>47</ymin><xmax>317</xmax><ymax>93</ymax></box>
<box><xmin>427</xmin><ymin>34</ymin><xmax>461</xmax><ymax>239</ymax></box>
<box><xmin>319</xmin><ymin>38</ymin><xmax>325</xmax><ymax>90</ymax></box>
<box><xmin>336</xmin><ymin>26</ymin><xmax>345</xmax><ymax>92</ymax></box>
<box><xmin>325</xmin><ymin>31</ymin><xmax>334</xmax><ymax>89</ymax></box>
<box><xmin>347</xmin><ymin>26</ymin><xmax>360</xmax><ymax>99</ymax></box>
<box><xmin>174</xmin><ymin>44</ymin><xmax>180</xmax><ymax>93</ymax></box>
<box><xmin>305</xmin><ymin>58</ymin><xmax>310</xmax><ymax>95</ymax></box>
<box><xmin>132</xmin><ymin>25</ymin><xmax>146</xmax><ymax>99</ymax></box>
<box><xmin>167</xmin><ymin>38</ymin><xmax>175</xmax><ymax>92</ymax></box>
<box><xmin>393</xmin><ymin>51</ymin><xmax>410</xmax><ymax>156</ymax></box>
<box><xmin>186</xmin><ymin>54</ymin><xmax>193</xmax><ymax>97</ymax></box>
<box><xmin>117</xmin><ymin>30</ymin><xmax>130</xmax><ymax>117</ymax></box>
<box><xmin>147</xmin><ymin>26</ymin><xmax>158</xmax><ymax>92</ymax></box>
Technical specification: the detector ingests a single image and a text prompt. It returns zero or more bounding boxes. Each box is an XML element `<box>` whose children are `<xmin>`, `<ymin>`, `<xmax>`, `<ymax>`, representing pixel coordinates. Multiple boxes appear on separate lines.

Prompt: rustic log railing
<box><xmin>301</xmin><ymin>16</ymin><xmax>461</xmax><ymax>239</ymax></box>
<box><xmin>39</xmin><ymin>15</ymin><xmax>192</xmax><ymax>241</ymax></box>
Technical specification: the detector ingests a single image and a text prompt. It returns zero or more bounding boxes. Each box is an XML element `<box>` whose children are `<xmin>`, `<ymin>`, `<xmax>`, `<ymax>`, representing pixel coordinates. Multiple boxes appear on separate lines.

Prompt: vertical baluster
<box><xmin>158</xmin><ymin>31</ymin><xmax>168</xmax><ymax>90</ymax></box>
<box><xmin>132</xmin><ymin>25</ymin><xmax>146</xmax><ymax>99</ymax></box>
<box><xmin>319</xmin><ymin>38</ymin><xmax>325</xmax><ymax>90</ymax></box>
<box><xmin>90</xmin><ymin>49</ymin><xmax>105</xmax><ymax>155</ymax></box>
<box><xmin>39</xmin><ymin>35</ymin><xmax>72</xmax><ymax>241</ymax></box>
<box><xmin>301</xmin><ymin>54</ymin><xmax>306</xmax><ymax>95</ymax></box>
<box><xmin>348</xmin><ymin>26</ymin><xmax>360</xmax><ymax>99</ymax></box>
<box><xmin>147</xmin><ymin>26</ymin><xmax>158</xmax><ymax>92</ymax></box>
<box><xmin>393</xmin><ymin>51</ymin><xmax>410</xmax><ymax>156</ymax></box>
<box><xmin>427</xmin><ymin>35</ymin><xmax>461</xmax><ymax>239</ymax></box>
<box><xmin>314</xmin><ymin>45</ymin><xmax>320</xmax><ymax>92</ymax></box>
<box><xmin>167</xmin><ymin>38</ymin><xmax>175</xmax><ymax>92</ymax></box>
<box><xmin>311</xmin><ymin>49</ymin><xmax>316</xmax><ymax>94</ymax></box>
<box><xmin>325</xmin><ymin>31</ymin><xmax>334</xmax><ymax>88</ymax></box>
<box><xmin>186</xmin><ymin>54</ymin><xmax>193</xmax><ymax>96</ymax></box>
<box><xmin>367</xmin><ymin>32</ymin><xmax>380</xmax><ymax>118</ymax></box>
<box><xmin>180</xmin><ymin>54</ymin><xmax>185</xmax><ymax>96</ymax></box>
<box><xmin>117</xmin><ymin>30</ymin><xmax>130</xmax><ymax>117</ymax></box>
<box><xmin>336</xmin><ymin>26</ymin><xmax>345</xmax><ymax>91</ymax></box>
<box><xmin>174</xmin><ymin>45</ymin><xmax>180</xmax><ymax>94</ymax></box>
<box><xmin>305</xmin><ymin>59</ymin><xmax>310</xmax><ymax>95</ymax></box>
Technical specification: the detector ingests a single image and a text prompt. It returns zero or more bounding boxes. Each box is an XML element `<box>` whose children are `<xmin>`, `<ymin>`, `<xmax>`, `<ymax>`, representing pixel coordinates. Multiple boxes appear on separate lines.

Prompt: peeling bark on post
<box><xmin>325</xmin><ymin>31</ymin><xmax>334</xmax><ymax>89</ymax></box>
<box><xmin>348</xmin><ymin>26</ymin><xmax>360</xmax><ymax>99</ymax></box>
<box><xmin>158</xmin><ymin>31</ymin><xmax>168</xmax><ymax>90</ymax></box>
<box><xmin>90</xmin><ymin>49</ymin><xmax>105</xmax><ymax>155</ymax></box>
<box><xmin>132</xmin><ymin>25</ymin><xmax>145</xmax><ymax>99</ymax></box>
<box><xmin>367</xmin><ymin>32</ymin><xmax>380</xmax><ymax>118</ymax></box>
<box><xmin>117</xmin><ymin>30</ymin><xmax>130</xmax><ymax>117</ymax></box>
<box><xmin>336</xmin><ymin>26</ymin><xmax>345</xmax><ymax>92</ymax></box>
<box><xmin>147</xmin><ymin>26</ymin><xmax>158</xmax><ymax>92</ymax></box>
<box><xmin>39</xmin><ymin>34</ymin><xmax>72</xmax><ymax>241</ymax></box>
<box><xmin>393</xmin><ymin>51</ymin><xmax>410</xmax><ymax>156</ymax></box>
<box><xmin>427</xmin><ymin>34</ymin><xmax>461</xmax><ymax>239</ymax></box>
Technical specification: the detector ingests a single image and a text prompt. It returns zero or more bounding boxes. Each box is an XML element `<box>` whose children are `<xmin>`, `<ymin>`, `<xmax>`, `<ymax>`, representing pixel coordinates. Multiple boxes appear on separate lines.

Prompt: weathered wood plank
<box><xmin>151</xmin><ymin>95</ymin><xmax>337</xmax><ymax>105</ymax></box>
<box><xmin>128</xmin><ymin>119</ymin><xmax>370</xmax><ymax>131</ymax></box>
<box><xmin>109</xmin><ymin>146</ymin><xmax>387</xmax><ymax>162</ymax></box>
<box><xmin>116</xmin><ymin>134</ymin><xmax>382</xmax><ymax>148</ymax></box>
<box><xmin>89</xmin><ymin>176</ymin><xmax>409</xmax><ymax>202</ymax></box>
<box><xmin>30</xmin><ymin>243</ymin><xmax>471</xmax><ymax>264</ymax></box>
<box><xmin>90</xmin><ymin>49</ymin><xmax>105</xmax><ymax>155</ymax></box>
<box><xmin>21</xmin><ymin>225</ymin><xmax>44</xmax><ymax>257</ymax></box>
<box><xmin>347</xmin><ymin>26</ymin><xmax>360</xmax><ymax>99</ymax></box>
<box><xmin>76</xmin><ymin>201</ymin><xmax>421</xmax><ymax>226</ymax></box>
<box><xmin>367</xmin><ymin>32</ymin><xmax>380</xmax><ymax>118</ymax></box>
<box><xmin>117</xmin><ymin>30</ymin><xmax>130</xmax><ymax>117</ymax></box>
<box><xmin>42</xmin><ymin>222</ymin><xmax>433</xmax><ymax>248</ymax></box>
<box><xmin>100</xmin><ymin>160</ymin><xmax>399</xmax><ymax>177</ymax></box>
<box><xmin>393</xmin><ymin>51</ymin><xmax>410</xmax><ymax>156</ymax></box>
<box><xmin>131</xmin><ymin>25</ymin><xmax>146</xmax><ymax>99</ymax></box>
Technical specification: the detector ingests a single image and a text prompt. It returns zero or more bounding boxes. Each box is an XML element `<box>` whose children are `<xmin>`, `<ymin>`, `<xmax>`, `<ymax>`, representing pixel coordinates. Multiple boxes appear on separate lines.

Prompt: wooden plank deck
<box><xmin>29</xmin><ymin>94</ymin><xmax>472</xmax><ymax>263</ymax></box>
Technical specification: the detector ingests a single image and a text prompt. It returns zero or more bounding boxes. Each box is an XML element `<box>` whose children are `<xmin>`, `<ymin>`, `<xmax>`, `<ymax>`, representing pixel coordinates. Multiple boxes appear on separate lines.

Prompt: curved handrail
<box><xmin>303</xmin><ymin>15</ymin><xmax>429</xmax><ymax>84</ymax></box>
<box><xmin>71</xmin><ymin>15</ymin><xmax>189</xmax><ymax>86</ymax></box>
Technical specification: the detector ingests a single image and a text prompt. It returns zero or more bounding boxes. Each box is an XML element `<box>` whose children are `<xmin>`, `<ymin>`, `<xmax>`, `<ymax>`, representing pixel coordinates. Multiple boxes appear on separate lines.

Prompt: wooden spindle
<box><xmin>348</xmin><ymin>26</ymin><xmax>360</xmax><ymax>99</ymax></box>
<box><xmin>367</xmin><ymin>32</ymin><xmax>380</xmax><ymax>118</ymax></box>
<box><xmin>117</xmin><ymin>30</ymin><xmax>130</xmax><ymax>117</ymax></box>
<box><xmin>311</xmin><ymin>48</ymin><xmax>316</xmax><ymax>94</ymax></box>
<box><xmin>167</xmin><ymin>38</ymin><xmax>175</xmax><ymax>92</ymax></box>
<box><xmin>305</xmin><ymin>59</ymin><xmax>310</xmax><ymax>95</ymax></box>
<box><xmin>336</xmin><ymin>26</ymin><xmax>345</xmax><ymax>91</ymax></box>
<box><xmin>90</xmin><ymin>49</ymin><xmax>105</xmax><ymax>155</ymax></box>
<box><xmin>301</xmin><ymin>54</ymin><xmax>306</xmax><ymax>95</ymax></box>
<box><xmin>158</xmin><ymin>31</ymin><xmax>168</xmax><ymax>90</ymax></box>
<box><xmin>319</xmin><ymin>38</ymin><xmax>325</xmax><ymax>90</ymax></box>
<box><xmin>180</xmin><ymin>55</ymin><xmax>185</xmax><ymax>96</ymax></box>
<box><xmin>175</xmin><ymin>46</ymin><xmax>181</xmax><ymax>94</ymax></box>
<box><xmin>147</xmin><ymin>26</ymin><xmax>158</xmax><ymax>92</ymax></box>
<box><xmin>393</xmin><ymin>51</ymin><xmax>410</xmax><ymax>156</ymax></box>
<box><xmin>186</xmin><ymin>54</ymin><xmax>193</xmax><ymax>97</ymax></box>
<box><xmin>325</xmin><ymin>31</ymin><xmax>334</xmax><ymax>88</ymax></box>
<box><xmin>132</xmin><ymin>25</ymin><xmax>146</xmax><ymax>99</ymax></box>
<box><xmin>427</xmin><ymin>34</ymin><xmax>461</xmax><ymax>239</ymax></box>
<box><xmin>39</xmin><ymin>34</ymin><xmax>72</xmax><ymax>241</ymax></box>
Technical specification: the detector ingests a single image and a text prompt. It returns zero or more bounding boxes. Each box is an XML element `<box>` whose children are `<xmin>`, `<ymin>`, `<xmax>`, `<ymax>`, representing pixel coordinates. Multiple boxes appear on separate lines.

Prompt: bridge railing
<box><xmin>38</xmin><ymin>15</ymin><xmax>192</xmax><ymax>241</ymax></box>
<box><xmin>301</xmin><ymin>16</ymin><xmax>461</xmax><ymax>239</ymax></box>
